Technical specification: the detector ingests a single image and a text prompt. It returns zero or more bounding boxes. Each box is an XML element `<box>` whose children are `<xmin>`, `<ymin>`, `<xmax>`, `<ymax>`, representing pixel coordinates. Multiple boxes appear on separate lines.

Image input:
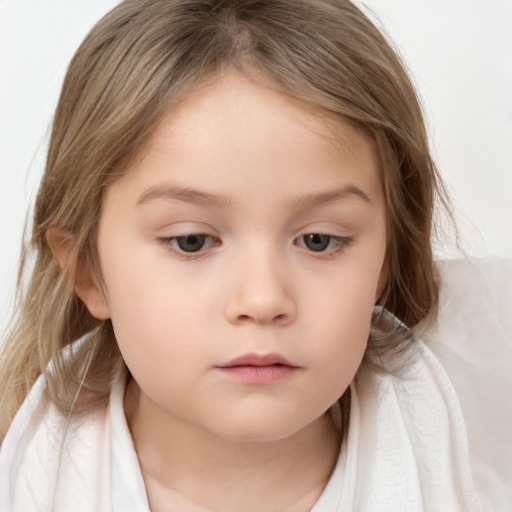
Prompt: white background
<box><xmin>1</xmin><ymin>0</ymin><xmax>511</xmax><ymax>333</ymax></box>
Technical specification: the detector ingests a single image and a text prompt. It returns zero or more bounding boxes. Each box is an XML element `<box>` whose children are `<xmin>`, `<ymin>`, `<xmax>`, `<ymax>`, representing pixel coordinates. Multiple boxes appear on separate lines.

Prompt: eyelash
<box><xmin>158</xmin><ymin>234</ymin><xmax>221</xmax><ymax>260</ymax></box>
<box><xmin>295</xmin><ymin>233</ymin><xmax>352</xmax><ymax>257</ymax></box>
<box><xmin>158</xmin><ymin>233</ymin><xmax>352</xmax><ymax>260</ymax></box>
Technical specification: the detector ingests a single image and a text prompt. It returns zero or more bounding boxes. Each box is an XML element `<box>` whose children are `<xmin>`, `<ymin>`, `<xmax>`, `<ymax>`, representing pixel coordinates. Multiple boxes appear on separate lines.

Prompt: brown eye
<box><xmin>302</xmin><ymin>233</ymin><xmax>331</xmax><ymax>251</ymax></box>
<box><xmin>160</xmin><ymin>233</ymin><xmax>221</xmax><ymax>257</ymax></box>
<box><xmin>176</xmin><ymin>234</ymin><xmax>207</xmax><ymax>252</ymax></box>
<box><xmin>296</xmin><ymin>233</ymin><xmax>352</xmax><ymax>254</ymax></box>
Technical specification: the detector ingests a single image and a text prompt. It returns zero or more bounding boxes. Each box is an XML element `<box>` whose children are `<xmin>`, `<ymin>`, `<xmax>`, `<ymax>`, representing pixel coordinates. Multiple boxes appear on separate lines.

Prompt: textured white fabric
<box><xmin>423</xmin><ymin>258</ymin><xmax>512</xmax><ymax>511</ymax></box>
<box><xmin>0</xmin><ymin>258</ymin><xmax>510</xmax><ymax>511</ymax></box>
<box><xmin>0</xmin><ymin>375</ymin><xmax>113</xmax><ymax>511</ymax></box>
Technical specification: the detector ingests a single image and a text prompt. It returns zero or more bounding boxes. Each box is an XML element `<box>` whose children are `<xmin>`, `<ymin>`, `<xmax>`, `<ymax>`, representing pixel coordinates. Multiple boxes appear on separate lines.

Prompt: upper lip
<box><xmin>216</xmin><ymin>353</ymin><xmax>296</xmax><ymax>368</ymax></box>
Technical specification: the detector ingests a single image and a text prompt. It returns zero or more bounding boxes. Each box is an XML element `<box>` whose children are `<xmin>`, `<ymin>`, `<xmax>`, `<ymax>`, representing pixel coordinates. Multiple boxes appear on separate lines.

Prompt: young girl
<box><xmin>0</xmin><ymin>1</ymin><xmax>510</xmax><ymax>510</ymax></box>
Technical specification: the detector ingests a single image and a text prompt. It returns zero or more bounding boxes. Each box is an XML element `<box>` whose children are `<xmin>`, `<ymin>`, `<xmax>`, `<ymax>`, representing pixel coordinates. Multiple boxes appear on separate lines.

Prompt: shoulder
<box><xmin>0</xmin><ymin>369</ymin><xmax>113</xmax><ymax>510</ymax></box>
<box><xmin>422</xmin><ymin>257</ymin><xmax>512</xmax><ymax>510</ymax></box>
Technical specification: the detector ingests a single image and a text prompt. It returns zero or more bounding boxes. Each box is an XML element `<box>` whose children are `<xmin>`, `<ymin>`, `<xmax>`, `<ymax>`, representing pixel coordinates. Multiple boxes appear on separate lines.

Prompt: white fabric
<box><xmin>423</xmin><ymin>258</ymin><xmax>512</xmax><ymax>511</ymax></box>
<box><xmin>0</xmin><ymin>258</ymin><xmax>510</xmax><ymax>511</ymax></box>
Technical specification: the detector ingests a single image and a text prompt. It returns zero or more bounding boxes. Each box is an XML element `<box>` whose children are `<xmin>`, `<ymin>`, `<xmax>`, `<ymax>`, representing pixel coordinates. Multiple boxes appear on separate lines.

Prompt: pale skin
<box><xmin>48</xmin><ymin>71</ymin><xmax>388</xmax><ymax>512</ymax></box>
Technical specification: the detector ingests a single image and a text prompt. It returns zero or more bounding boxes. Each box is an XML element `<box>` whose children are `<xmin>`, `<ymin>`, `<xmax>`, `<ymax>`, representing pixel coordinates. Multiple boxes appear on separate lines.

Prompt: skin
<box><xmin>50</xmin><ymin>71</ymin><xmax>387</xmax><ymax>512</ymax></box>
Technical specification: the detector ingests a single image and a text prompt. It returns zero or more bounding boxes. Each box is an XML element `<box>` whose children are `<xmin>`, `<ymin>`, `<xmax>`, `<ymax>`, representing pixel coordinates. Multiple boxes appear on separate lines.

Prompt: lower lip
<box><xmin>216</xmin><ymin>364</ymin><xmax>296</xmax><ymax>384</ymax></box>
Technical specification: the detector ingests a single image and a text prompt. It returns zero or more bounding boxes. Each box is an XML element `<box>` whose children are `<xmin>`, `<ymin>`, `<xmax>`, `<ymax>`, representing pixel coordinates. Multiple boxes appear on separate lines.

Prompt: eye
<box><xmin>302</xmin><ymin>233</ymin><xmax>330</xmax><ymax>251</ymax></box>
<box><xmin>296</xmin><ymin>233</ymin><xmax>351</xmax><ymax>253</ymax></box>
<box><xmin>176</xmin><ymin>234</ymin><xmax>207</xmax><ymax>252</ymax></box>
<box><xmin>161</xmin><ymin>234</ymin><xmax>219</xmax><ymax>254</ymax></box>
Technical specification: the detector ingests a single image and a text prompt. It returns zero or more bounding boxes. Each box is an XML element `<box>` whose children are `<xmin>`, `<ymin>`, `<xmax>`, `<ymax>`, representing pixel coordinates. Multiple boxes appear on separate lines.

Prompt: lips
<box><xmin>217</xmin><ymin>352</ymin><xmax>295</xmax><ymax>368</ymax></box>
<box><xmin>215</xmin><ymin>353</ymin><xmax>298</xmax><ymax>384</ymax></box>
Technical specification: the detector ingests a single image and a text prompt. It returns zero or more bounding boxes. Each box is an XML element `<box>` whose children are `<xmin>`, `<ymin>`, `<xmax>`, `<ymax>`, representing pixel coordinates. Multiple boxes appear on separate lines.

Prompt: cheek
<box><xmin>107</xmin><ymin>289</ymin><xmax>211</xmax><ymax>415</ymax></box>
<box><xmin>312</xmin><ymin>300</ymin><xmax>371</xmax><ymax>378</ymax></box>
<box><xmin>106</xmin><ymin>280</ymin><xmax>207</xmax><ymax>360</ymax></box>
<box><xmin>97</xmin><ymin>244</ymin><xmax>209</xmax><ymax>372</ymax></box>
<box><xmin>303</xmin><ymin>262</ymin><xmax>380</xmax><ymax>379</ymax></box>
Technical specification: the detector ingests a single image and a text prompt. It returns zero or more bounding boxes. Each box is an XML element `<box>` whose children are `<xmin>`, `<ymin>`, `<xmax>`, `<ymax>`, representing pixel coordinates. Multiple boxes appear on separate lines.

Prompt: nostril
<box><xmin>235</xmin><ymin>312</ymin><xmax>288</xmax><ymax>324</ymax></box>
<box><xmin>226</xmin><ymin>290</ymin><xmax>296</xmax><ymax>325</ymax></box>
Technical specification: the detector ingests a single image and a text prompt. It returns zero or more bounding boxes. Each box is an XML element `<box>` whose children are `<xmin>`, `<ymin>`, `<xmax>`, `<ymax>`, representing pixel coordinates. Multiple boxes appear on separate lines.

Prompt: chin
<box><xmin>212</xmin><ymin>414</ymin><xmax>314</xmax><ymax>444</ymax></box>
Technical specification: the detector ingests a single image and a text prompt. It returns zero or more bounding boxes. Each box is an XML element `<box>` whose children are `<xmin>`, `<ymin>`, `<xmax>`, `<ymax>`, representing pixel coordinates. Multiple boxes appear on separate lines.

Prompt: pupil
<box><xmin>177</xmin><ymin>234</ymin><xmax>206</xmax><ymax>252</ymax></box>
<box><xmin>305</xmin><ymin>233</ymin><xmax>330</xmax><ymax>251</ymax></box>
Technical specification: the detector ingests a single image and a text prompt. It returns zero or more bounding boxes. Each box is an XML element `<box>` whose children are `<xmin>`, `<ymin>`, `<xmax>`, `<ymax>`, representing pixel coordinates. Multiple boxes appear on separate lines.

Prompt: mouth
<box><xmin>215</xmin><ymin>353</ymin><xmax>299</xmax><ymax>384</ymax></box>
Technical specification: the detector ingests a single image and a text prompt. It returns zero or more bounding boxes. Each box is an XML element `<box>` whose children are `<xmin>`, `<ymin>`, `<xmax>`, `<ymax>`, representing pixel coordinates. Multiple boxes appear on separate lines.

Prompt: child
<box><xmin>0</xmin><ymin>0</ymin><xmax>510</xmax><ymax>510</ymax></box>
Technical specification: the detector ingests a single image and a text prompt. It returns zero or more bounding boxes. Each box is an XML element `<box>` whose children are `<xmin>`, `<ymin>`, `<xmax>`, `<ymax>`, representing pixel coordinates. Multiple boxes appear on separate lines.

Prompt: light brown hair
<box><xmin>0</xmin><ymin>0</ymin><xmax>450</xmax><ymax>438</ymax></box>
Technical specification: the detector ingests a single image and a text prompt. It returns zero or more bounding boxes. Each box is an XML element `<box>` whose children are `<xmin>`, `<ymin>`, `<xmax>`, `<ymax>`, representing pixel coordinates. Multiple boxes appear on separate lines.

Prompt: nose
<box><xmin>224</xmin><ymin>251</ymin><xmax>296</xmax><ymax>326</ymax></box>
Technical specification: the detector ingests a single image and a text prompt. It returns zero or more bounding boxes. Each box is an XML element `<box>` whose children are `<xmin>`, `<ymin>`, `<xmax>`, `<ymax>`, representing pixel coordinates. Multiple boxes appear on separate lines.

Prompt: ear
<box><xmin>375</xmin><ymin>258</ymin><xmax>389</xmax><ymax>302</ymax></box>
<box><xmin>46</xmin><ymin>227</ymin><xmax>111</xmax><ymax>320</ymax></box>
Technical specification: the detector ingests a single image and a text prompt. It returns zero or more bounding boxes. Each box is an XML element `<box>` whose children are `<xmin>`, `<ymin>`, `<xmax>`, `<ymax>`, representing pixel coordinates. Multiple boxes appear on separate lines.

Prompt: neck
<box><xmin>125</xmin><ymin>379</ymin><xmax>341</xmax><ymax>512</ymax></box>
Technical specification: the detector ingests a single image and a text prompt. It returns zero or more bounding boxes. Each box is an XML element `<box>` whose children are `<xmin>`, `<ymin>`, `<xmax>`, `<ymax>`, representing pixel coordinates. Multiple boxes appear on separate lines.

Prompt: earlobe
<box><xmin>46</xmin><ymin>227</ymin><xmax>111</xmax><ymax>320</ymax></box>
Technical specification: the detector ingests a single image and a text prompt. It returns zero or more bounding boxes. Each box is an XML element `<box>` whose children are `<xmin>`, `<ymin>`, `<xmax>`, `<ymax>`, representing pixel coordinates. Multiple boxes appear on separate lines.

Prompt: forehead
<box><xmin>112</xmin><ymin>70</ymin><xmax>382</xmax><ymax>207</ymax></box>
<box><xmin>159</xmin><ymin>71</ymin><xmax>374</xmax><ymax>152</ymax></box>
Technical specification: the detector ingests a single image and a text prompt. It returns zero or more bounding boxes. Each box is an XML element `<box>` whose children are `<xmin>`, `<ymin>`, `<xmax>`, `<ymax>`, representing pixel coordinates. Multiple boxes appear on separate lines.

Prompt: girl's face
<box><xmin>92</xmin><ymin>71</ymin><xmax>387</xmax><ymax>442</ymax></box>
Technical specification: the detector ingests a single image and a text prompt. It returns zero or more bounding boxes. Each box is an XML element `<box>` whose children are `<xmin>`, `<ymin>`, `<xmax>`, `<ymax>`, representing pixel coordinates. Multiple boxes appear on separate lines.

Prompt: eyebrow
<box><xmin>291</xmin><ymin>185</ymin><xmax>372</xmax><ymax>211</ymax></box>
<box><xmin>136</xmin><ymin>184</ymin><xmax>372</xmax><ymax>209</ymax></box>
<box><xmin>136</xmin><ymin>185</ymin><xmax>233</xmax><ymax>208</ymax></box>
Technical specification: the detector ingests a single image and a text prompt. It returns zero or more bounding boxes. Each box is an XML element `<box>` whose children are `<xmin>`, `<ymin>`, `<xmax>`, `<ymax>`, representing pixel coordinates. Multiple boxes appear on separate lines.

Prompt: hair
<box><xmin>0</xmin><ymin>0</ymin><xmax>452</xmax><ymax>439</ymax></box>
